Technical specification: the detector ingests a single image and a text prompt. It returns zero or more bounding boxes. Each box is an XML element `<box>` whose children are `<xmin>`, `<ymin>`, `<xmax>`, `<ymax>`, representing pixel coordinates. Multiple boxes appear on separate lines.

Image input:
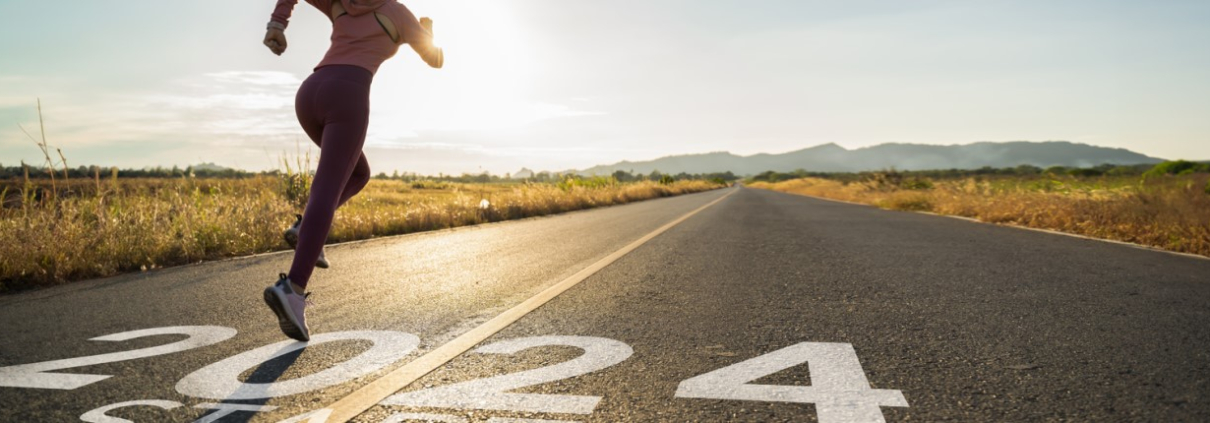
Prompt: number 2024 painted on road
<box><xmin>0</xmin><ymin>326</ymin><xmax>908</xmax><ymax>423</ymax></box>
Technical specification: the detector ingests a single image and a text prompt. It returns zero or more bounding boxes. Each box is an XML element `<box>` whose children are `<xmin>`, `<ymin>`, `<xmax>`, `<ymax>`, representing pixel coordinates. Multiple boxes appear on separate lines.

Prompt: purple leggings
<box><xmin>289</xmin><ymin>65</ymin><xmax>374</xmax><ymax>288</ymax></box>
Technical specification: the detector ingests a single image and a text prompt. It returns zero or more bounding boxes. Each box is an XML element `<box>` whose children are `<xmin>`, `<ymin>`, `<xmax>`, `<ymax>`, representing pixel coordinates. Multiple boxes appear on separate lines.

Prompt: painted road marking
<box><xmin>677</xmin><ymin>342</ymin><xmax>908</xmax><ymax>423</ymax></box>
<box><xmin>0</xmin><ymin>326</ymin><xmax>237</xmax><ymax>390</ymax></box>
<box><xmin>61</xmin><ymin>330</ymin><xmax>907</xmax><ymax>421</ymax></box>
<box><xmin>80</xmin><ymin>400</ymin><xmax>277</xmax><ymax>423</ymax></box>
<box><xmin>380</xmin><ymin>414</ymin><xmax>579</xmax><ymax>423</ymax></box>
<box><xmin>383</xmin><ymin>336</ymin><xmax>633</xmax><ymax>414</ymax></box>
<box><xmin>321</xmin><ymin>188</ymin><xmax>738</xmax><ymax>422</ymax></box>
<box><xmin>177</xmin><ymin>331</ymin><xmax>420</xmax><ymax>400</ymax></box>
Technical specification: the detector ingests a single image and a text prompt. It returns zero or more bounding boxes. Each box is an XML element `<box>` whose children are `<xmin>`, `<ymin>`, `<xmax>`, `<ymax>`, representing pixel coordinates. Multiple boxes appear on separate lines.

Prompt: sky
<box><xmin>1</xmin><ymin>0</ymin><xmax>1208</xmax><ymax>175</ymax></box>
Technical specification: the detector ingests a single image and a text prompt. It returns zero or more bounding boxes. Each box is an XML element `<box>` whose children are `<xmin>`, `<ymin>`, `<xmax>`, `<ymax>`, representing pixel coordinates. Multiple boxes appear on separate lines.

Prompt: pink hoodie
<box><xmin>271</xmin><ymin>0</ymin><xmax>434</xmax><ymax>74</ymax></box>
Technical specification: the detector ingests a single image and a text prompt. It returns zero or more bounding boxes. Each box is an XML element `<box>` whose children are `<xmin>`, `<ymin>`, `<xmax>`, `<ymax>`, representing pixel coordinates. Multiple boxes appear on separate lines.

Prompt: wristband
<box><xmin>267</xmin><ymin>21</ymin><xmax>287</xmax><ymax>31</ymax></box>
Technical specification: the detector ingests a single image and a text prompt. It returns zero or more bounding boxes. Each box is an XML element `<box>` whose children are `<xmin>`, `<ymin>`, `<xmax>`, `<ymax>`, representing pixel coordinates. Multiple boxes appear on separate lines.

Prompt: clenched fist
<box><xmin>264</xmin><ymin>28</ymin><xmax>288</xmax><ymax>56</ymax></box>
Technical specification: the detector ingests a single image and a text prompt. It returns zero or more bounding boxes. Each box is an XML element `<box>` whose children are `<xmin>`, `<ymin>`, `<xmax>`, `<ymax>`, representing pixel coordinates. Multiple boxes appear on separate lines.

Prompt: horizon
<box><xmin>2</xmin><ymin>0</ymin><xmax>1209</xmax><ymax>174</ymax></box>
<box><xmin>2</xmin><ymin>140</ymin><xmax>1188</xmax><ymax>177</ymax></box>
<box><xmin>594</xmin><ymin>140</ymin><xmax>1171</xmax><ymax>161</ymax></box>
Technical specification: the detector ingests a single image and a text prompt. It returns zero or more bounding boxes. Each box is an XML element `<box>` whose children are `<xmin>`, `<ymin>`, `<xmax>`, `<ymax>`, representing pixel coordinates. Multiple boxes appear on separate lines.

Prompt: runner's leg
<box><xmin>288</xmin><ymin>67</ymin><xmax>372</xmax><ymax>289</ymax></box>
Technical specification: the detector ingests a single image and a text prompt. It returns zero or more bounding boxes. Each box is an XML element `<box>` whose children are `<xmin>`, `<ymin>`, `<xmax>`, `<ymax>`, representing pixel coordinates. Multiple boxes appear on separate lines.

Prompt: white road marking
<box><xmin>193</xmin><ymin>403</ymin><xmax>277</xmax><ymax>423</ymax></box>
<box><xmin>383</xmin><ymin>336</ymin><xmax>632</xmax><ymax>414</ymax></box>
<box><xmin>321</xmin><ymin>189</ymin><xmax>738</xmax><ymax>422</ymax></box>
<box><xmin>382</xmin><ymin>412</ymin><xmax>467</xmax><ymax>422</ymax></box>
<box><xmin>276</xmin><ymin>408</ymin><xmax>334</xmax><ymax>423</ymax></box>
<box><xmin>0</xmin><ymin>326</ymin><xmax>236</xmax><ymax>390</ymax></box>
<box><xmin>676</xmin><ymin>342</ymin><xmax>908</xmax><ymax>423</ymax></box>
<box><xmin>80</xmin><ymin>400</ymin><xmax>184</xmax><ymax>423</ymax></box>
<box><xmin>177</xmin><ymin>331</ymin><xmax>419</xmax><ymax>399</ymax></box>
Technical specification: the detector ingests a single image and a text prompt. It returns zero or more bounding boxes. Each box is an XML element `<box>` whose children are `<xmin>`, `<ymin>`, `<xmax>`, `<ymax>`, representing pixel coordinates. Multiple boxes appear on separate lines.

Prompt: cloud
<box><xmin>149</xmin><ymin>71</ymin><xmax>300</xmax><ymax>130</ymax></box>
<box><xmin>149</xmin><ymin>93</ymin><xmax>294</xmax><ymax>111</ymax></box>
<box><xmin>0</xmin><ymin>72</ymin><xmax>301</xmax><ymax>168</ymax></box>
<box><xmin>203</xmin><ymin>71</ymin><xmax>302</xmax><ymax>87</ymax></box>
<box><xmin>0</xmin><ymin>70</ymin><xmax>611</xmax><ymax>172</ymax></box>
<box><xmin>364</xmin><ymin>140</ymin><xmax>484</xmax><ymax>151</ymax></box>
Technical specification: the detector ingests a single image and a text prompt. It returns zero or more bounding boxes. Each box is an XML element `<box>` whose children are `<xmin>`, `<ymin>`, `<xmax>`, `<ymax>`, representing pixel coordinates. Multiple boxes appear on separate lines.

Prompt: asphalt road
<box><xmin>2</xmin><ymin>186</ymin><xmax>1208</xmax><ymax>422</ymax></box>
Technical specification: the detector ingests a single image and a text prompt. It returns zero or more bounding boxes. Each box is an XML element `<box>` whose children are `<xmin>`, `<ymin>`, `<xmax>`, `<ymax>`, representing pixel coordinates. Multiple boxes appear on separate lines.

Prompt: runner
<box><xmin>261</xmin><ymin>0</ymin><xmax>444</xmax><ymax>342</ymax></box>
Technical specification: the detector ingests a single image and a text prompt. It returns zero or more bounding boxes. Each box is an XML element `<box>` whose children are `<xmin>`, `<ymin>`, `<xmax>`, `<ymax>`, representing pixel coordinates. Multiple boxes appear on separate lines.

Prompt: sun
<box><xmin>367</xmin><ymin>0</ymin><xmax>542</xmax><ymax>138</ymax></box>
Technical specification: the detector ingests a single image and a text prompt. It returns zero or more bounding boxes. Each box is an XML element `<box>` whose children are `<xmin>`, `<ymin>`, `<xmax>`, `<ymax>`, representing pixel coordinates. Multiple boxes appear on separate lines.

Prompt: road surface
<box><xmin>1</xmin><ymin>187</ymin><xmax>1208</xmax><ymax>422</ymax></box>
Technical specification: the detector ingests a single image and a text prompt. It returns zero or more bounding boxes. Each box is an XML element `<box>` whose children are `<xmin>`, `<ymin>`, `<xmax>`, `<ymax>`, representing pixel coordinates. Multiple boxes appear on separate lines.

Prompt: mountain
<box><xmin>576</xmin><ymin>141</ymin><xmax>1164</xmax><ymax>176</ymax></box>
<box><xmin>191</xmin><ymin>162</ymin><xmax>233</xmax><ymax>172</ymax></box>
<box><xmin>512</xmin><ymin>167</ymin><xmax>535</xmax><ymax>179</ymax></box>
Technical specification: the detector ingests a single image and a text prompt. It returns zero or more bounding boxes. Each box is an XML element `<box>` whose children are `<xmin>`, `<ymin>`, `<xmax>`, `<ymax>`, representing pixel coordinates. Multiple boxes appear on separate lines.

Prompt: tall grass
<box><xmin>0</xmin><ymin>175</ymin><xmax>721</xmax><ymax>292</ymax></box>
<box><xmin>750</xmin><ymin>173</ymin><xmax>1210</xmax><ymax>257</ymax></box>
<box><xmin>0</xmin><ymin>100</ymin><xmax>724</xmax><ymax>292</ymax></box>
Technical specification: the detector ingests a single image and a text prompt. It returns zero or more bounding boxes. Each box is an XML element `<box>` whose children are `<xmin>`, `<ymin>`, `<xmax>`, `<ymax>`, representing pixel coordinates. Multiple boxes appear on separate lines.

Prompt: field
<box><xmin>0</xmin><ymin>174</ymin><xmax>723</xmax><ymax>292</ymax></box>
<box><xmin>750</xmin><ymin>170</ymin><xmax>1210</xmax><ymax>258</ymax></box>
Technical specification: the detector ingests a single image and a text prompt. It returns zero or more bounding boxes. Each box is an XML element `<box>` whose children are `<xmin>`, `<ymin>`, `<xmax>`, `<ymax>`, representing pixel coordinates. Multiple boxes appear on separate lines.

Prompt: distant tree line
<box><xmin>3</xmin><ymin>162</ymin><xmax>741</xmax><ymax>184</ymax></box>
<box><xmin>13</xmin><ymin>160</ymin><xmax>1201</xmax><ymax>183</ymax></box>
<box><xmin>746</xmin><ymin>162</ymin><xmax>1202</xmax><ymax>183</ymax></box>
<box><xmin>0</xmin><ymin>163</ymin><xmax>258</xmax><ymax>180</ymax></box>
<box><xmin>371</xmin><ymin>169</ymin><xmax>741</xmax><ymax>184</ymax></box>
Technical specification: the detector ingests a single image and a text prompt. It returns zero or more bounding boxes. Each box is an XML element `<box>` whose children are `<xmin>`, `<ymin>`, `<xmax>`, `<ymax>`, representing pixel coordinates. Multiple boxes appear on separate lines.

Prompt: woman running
<box><xmin>262</xmin><ymin>0</ymin><xmax>443</xmax><ymax>342</ymax></box>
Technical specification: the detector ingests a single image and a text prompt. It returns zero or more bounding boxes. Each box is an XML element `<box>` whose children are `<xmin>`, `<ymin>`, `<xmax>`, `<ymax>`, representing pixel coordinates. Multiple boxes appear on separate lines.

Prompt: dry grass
<box><xmin>0</xmin><ymin>175</ymin><xmax>722</xmax><ymax>292</ymax></box>
<box><xmin>750</xmin><ymin>174</ymin><xmax>1210</xmax><ymax>257</ymax></box>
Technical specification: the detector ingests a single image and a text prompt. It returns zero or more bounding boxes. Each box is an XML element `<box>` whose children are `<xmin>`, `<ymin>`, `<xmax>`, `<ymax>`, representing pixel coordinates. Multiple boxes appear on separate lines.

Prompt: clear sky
<box><xmin>1</xmin><ymin>0</ymin><xmax>1207</xmax><ymax>175</ymax></box>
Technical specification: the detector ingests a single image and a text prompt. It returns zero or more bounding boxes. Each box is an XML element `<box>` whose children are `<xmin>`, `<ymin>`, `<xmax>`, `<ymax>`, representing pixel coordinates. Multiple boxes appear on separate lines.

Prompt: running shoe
<box><xmin>263</xmin><ymin>273</ymin><xmax>311</xmax><ymax>342</ymax></box>
<box><xmin>284</xmin><ymin>214</ymin><xmax>330</xmax><ymax>269</ymax></box>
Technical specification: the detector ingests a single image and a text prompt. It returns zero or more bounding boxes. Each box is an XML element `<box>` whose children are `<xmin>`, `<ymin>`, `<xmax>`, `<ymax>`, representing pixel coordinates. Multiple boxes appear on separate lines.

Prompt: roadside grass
<box><xmin>750</xmin><ymin>173</ymin><xmax>1210</xmax><ymax>258</ymax></box>
<box><xmin>0</xmin><ymin>175</ymin><xmax>722</xmax><ymax>292</ymax></box>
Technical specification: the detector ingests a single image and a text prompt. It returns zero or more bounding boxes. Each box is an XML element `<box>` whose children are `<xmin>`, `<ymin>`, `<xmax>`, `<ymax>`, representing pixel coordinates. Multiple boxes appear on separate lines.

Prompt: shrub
<box><xmin>883</xmin><ymin>194</ymin><xmax>933</xmax><ymax>211</ymax></box>
<box><xmin>752</xmin><ymin>174</ymin><xmax>1210</xmax><ymax>258</ymax></box>
<box><xmin>556</xmin><ymin>175</ymin><xmax>618</xmax><ymax>191</ymax></box>
<box><xmin>1145</xmin><ymin>160</ymin><xmax>1210</xmax><ymax>177</ymax></box>
<box><xmin>1044</xmin><ymin>166</ymin><xmax>1068</xmax><ymax>175</ymax></box>
<box><xmin>1067</xmin><ymin>168</ymin><xmax>1104</xmax><ymax>177</ymax></box>
<box><xmin>411</xmin><ymin>180</ymin><xmax>451</xmax><ymax>190</ymax></box>
<box><xmin>1</xmin><ymin>178</ymin><xmax>723</xmax><ymax>291</ymax></box>
<box><xmin>277</xmin><ymin>149</ymin><xmax>312</xmax><ymax>208</ymax></box>
<box><xmin>1106</xmin><ymin>166</ymin><xmax>1142</xmax><ymax>176</ymax></box>
<box><xmin>902</xmin><ymin>178</ymin><xmax>934</xmax><ymax>190</ymax></box>
<box><xmin>1014</xmin><ymin>165</ymin><xmax>1043</xmax><ymax>175</ymax></box>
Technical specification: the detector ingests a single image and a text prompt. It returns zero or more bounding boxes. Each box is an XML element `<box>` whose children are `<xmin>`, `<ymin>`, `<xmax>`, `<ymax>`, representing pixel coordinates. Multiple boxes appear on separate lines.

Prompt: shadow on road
<box><xmin>203</xmin><ymin>344</ymin><xmax>306</xmax><ymax>423</ymax></box>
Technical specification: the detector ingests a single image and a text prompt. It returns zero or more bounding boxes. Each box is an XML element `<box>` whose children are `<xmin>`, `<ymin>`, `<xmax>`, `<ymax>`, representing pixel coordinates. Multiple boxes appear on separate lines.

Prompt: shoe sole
<box><xmin>284</xmin><ymin>228</ymin><xmax>299</xmax><ymax>248</ymax></box>
<box><xmin>263</xmin><ymin>286</ymin><xmax>309</xmax><ymax>342</ymax></box>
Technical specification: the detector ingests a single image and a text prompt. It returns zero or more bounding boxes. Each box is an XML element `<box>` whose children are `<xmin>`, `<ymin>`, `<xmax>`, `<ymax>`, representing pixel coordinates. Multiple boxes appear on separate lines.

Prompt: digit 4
<box><xmin>676</xmin><ymin>342</ymin><xmax>908</xmax><ymax>423</ymax></box>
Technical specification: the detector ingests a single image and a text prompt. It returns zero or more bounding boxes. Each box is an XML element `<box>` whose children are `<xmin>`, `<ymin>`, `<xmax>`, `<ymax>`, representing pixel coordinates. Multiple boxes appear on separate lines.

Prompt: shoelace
<box><xmin>277</xmin><ymin>273</ymin><xmax>315</xmax><ymax>306</ymax></box>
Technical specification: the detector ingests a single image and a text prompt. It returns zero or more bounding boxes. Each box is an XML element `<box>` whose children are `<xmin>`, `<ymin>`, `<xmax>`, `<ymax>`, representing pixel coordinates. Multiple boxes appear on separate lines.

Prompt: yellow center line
<box><xmin>323</xmin><ymin>188</ymin><xmax>738</xmax><ymax>422</ymax></box>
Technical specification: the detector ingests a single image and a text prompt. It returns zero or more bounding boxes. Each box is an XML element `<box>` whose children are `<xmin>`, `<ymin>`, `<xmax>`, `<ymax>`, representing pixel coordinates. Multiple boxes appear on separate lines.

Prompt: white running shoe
<box><xmin>284</xmin><ymin>214</ymin><xmax>330</xmax><ymax>269</ymax></box>
<box><xmin>263</xmin><ymin>273</ymin><xmax>311</xmax><ymax>342</ymax></box>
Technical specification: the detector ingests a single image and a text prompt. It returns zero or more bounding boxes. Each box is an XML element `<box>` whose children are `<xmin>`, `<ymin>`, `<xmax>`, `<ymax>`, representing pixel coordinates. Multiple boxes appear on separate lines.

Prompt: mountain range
<box><xmin>575</xmin><ymin>141</ymin><xmax>1164</xmax><ymax>176</ymax></box>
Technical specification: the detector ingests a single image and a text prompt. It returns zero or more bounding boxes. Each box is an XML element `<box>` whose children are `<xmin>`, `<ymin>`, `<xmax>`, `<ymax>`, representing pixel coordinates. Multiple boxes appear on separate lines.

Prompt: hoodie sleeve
<box><xmin>387</xmin><ymin>2</ymin><xmax>432</xmax><ymax>46</ymax></box>
<box><xmin>270</xmin><ymin>0</ymin><xmax>299</xmax><ymax>28</ymax></box>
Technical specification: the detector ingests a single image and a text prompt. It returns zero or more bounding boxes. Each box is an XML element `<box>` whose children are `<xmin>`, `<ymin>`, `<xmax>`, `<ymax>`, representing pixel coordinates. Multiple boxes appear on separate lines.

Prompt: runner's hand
<box><xmin>264</xmin><ymin>28</ymin><xmax>288</xmax><ymax>55</ymax></box>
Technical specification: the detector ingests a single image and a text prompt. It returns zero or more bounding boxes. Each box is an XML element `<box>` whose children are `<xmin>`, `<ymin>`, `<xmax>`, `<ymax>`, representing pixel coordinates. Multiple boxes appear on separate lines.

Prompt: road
<box><xmin>1</xmin><ymin>186</ymin><xmax>1208</xmax><ymax>422</ymax></box>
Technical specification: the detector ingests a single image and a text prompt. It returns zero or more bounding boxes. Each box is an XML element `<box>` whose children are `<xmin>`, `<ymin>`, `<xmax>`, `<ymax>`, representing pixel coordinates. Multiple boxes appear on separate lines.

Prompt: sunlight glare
<box><xmin>368</xmin><ymin>0</ymin><xmax>548</xmax><ymax>142</ymax></box>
